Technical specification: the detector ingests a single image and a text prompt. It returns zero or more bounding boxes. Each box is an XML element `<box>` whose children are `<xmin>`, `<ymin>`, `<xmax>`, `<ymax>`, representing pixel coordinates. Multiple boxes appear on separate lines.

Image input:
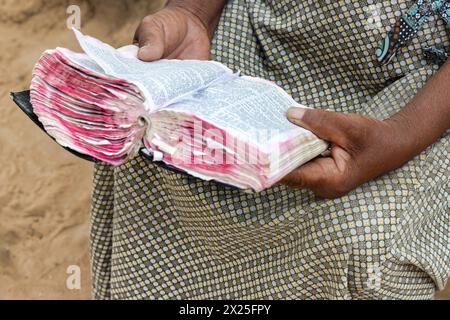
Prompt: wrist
<box><xmin>384</xmin><ymin>113</ymin><xmax>421</xmax><ymax>157</ymax></box>
<box><xmin>351</xmin><ymin>117</ymin><xmax>415</xmax><ymax>185</ymax></box>
<box><xmin>380</xmin><ymin>114</ymin><xmax>423</xmax><ymax>176</ymax></box>
<box><xmin>166</xmin><ymin>0</ymin><xmax>225</xmax><ymax>38</ymax></box>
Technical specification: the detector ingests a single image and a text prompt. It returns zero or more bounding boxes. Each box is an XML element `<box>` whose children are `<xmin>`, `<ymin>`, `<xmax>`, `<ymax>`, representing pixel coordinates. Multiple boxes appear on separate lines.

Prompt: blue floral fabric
<box><xmin>376</xmin><ymin>0</ymin><xmax>450</xmax><ymax>64</ymax></box>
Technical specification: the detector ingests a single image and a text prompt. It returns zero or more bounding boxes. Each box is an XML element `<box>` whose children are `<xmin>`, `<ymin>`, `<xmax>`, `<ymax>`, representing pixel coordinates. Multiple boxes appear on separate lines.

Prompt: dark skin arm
<box><xmin>282</xmin><ymin>60</ymin><xmax>450</xmax><ymax>198</ymax></box>
<box><xmin>134</xmin><ymin>0</ymin><xmax>227</xmax><ymax>61</ymax></box>
<box><xmin>135</xmin><ymin>1</ymin><xmax>450</xmax><ymax>199</ymax></box>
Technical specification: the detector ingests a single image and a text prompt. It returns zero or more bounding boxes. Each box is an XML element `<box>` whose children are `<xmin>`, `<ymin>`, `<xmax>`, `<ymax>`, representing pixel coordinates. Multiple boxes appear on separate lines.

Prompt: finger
<box><xmin>280</xmin><ymin>159</ymin><xmax>325</xmax><ymax>190</ymax></box>
<box><xmin>287</xmin><ymin>107</ymin><xmax>353</xmax><ymax>146</ymax></box>
<box><xmin>330</xmin><ymin>145</ymin><xmax>352</xmax><ymax>173</ymax></box>
<box><xmin>280</xmin><ymin>170</ymin><xmax>308</xmax><ymax>189</ymax></box>
<box><xmin>134</xmin><ymin>20</ymin><xmax>165</xmax><ymax>61</ymax></box>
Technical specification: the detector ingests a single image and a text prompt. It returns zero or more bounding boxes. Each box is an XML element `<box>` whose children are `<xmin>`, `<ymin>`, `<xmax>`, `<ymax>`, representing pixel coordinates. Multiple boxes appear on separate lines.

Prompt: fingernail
<box><xmin>139</xmin><ymin>45</ymin><xmax>151</xmax><ymax>53</ymax></box>
<box><xmin>287</xmin><ymin>107</ymin><xmax>306</xmax><ymax>121</ymax></box>
<box><xmin>138</xmin><ymin>45</ymin><xmax>153</xmax><ymax>60</ymax></box>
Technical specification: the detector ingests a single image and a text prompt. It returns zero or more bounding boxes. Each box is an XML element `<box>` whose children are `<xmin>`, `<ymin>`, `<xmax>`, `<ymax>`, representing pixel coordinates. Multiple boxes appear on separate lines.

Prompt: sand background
<box><xmin>0</xmin><ymin>0</ymin><xmax>164</xmax><ymax>299</ymax></box>
<box><xmin>0</xmin><ymin>0</ymin><xmax>448</xmax><ymax>300</ymax></box>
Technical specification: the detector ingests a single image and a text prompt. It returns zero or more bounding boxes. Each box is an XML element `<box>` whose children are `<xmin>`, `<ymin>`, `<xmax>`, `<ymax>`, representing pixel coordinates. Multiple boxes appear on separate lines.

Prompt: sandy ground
<box><xmin>0</xmin><ymin>0</ymin><xmax>164</xmax><ymax>299</ymax></box>
<box><xmin>0</xmin><ymin>0</ymin><xmax>448</xmax><ymax>300</ymax></box>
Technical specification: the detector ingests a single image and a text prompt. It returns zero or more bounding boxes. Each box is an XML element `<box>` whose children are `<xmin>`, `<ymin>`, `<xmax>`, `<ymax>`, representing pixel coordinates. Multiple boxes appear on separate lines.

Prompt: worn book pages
<box><xmin>28</xmin><ymin>30</ymin><xmax>328</xmax><ymax>191</ymax></box>
<box><xmin>74</xmin><ymin>29</ymin><xmax>234</xmax><ymax>111</ymax></box>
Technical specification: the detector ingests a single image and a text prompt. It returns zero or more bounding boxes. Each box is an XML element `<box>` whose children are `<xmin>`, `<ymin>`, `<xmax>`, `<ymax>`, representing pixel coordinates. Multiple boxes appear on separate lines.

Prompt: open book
<box><xmin>20</xmin><ymin>30</ymin><xmax>328</xmax><ymax>192</ymax></box>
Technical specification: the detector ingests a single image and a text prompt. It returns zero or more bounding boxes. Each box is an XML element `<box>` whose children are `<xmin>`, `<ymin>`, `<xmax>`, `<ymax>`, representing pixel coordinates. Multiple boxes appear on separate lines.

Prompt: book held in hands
<box><xmin>22</xmin><ymin>30</ymin><xmax>328</xmax><ymax>192</ymax></box>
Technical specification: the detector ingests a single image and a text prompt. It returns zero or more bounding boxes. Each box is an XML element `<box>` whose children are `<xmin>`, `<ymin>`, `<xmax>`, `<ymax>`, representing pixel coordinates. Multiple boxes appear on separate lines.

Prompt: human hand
<box><xmin>281</xmin><ymin>107</ymin><xmax>415</xmax><ymax>199</ymax></box>
<box><xmin>134</xmin><ymin>6</ymin><xmax>213</xmax><ymax>61</ymax></box>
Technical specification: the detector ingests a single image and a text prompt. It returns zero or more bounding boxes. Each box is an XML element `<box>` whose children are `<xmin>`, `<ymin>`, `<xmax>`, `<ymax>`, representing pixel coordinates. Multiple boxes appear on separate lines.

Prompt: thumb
<box><xmin>287</xmin><ymin>107</ymin><xmax>351</xmax><ymax>146</ymax></box>
<box><xmin>280</xmin><ymin>157</ymin><xmax>330</xmax><ymax>190</ymax></box>
<box><xmin>135</xmin><ymin>24</ymin><xmax>165</xmax><ymax>61</ymax></box>
<box><xmin>280</xmin><ymin>162</ymin><xmax>316</xmax><ymax>189</ymax></box>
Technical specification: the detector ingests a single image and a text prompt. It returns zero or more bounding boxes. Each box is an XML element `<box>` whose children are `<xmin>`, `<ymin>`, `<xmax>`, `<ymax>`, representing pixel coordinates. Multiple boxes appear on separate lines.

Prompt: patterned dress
<box><xmin>91</xmin><ymin>0</ymin><xmax>449</xmax><ymax>299</ymax></box>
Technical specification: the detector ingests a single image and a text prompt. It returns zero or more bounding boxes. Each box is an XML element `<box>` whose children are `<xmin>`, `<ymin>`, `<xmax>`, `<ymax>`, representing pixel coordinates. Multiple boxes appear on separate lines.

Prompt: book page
<box><xmin>163</xmin><ymin>76</ymin><xmax>316</xmax><ymax>146</ymax></box>
<box><xmin>55</xmin><ymin>48</ymin><xmax>105</xmax><ymax>75</ymax></box>
<box><xmin>73</xmin><ymin>29</ymin><xmax>233</xmax><ymax>111</ymax></box>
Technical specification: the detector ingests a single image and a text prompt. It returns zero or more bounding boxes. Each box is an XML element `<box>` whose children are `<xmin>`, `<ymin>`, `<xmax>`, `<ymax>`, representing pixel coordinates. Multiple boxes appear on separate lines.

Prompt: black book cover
<box><xmin>9</xmin><ymin>91</ymin><xmax>218</xmax><ymax>183</ymax></box>
<box><xmin>10</xmin><ymin>90</ymin><xmax>98</xmax><ymax>163</ymax></box>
